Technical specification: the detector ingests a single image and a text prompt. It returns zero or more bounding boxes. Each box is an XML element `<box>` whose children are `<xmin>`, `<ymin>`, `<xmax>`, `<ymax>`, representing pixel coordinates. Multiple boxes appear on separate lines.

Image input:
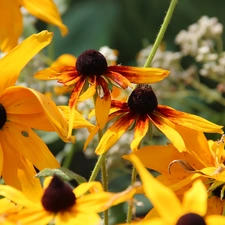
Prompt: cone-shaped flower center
<box><xmin>0</xmin><ymin>104</ymin><xmax>7</xmax><ymax>129</ymax></box>
<box><xmin>41</xmin><ymin>175</ymin><xmax>76</xmax><ymax>213</ymax></box>
<box><xmin>176</xmin><ymin>213</ymin><xmax>206</xmax><ymax>225</ymax></box>
<box><xmin>76</xmin><ymin>49</ymin><xmax>108</xmax><ymax>76</ymax></box>
<box><xmin>128</xmin><ymin>85</ymin><xmax>158</xmax><ymax>114</ymax></box>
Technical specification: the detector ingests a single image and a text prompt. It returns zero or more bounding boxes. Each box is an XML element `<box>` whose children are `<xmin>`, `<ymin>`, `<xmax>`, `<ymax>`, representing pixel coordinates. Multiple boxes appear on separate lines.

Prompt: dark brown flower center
<box><xmin>0</xmin><ymin>103</ymin><xmax>7</xmax><ymax>129</ymax></box>
<box><xmin>76</xmin><ymin>49</ymin><xmax>108</xmax><ymax>76</ymax></box>
<box><xmin>176</xmin><ymin>213</ymin><xmax>206</xmax><ymax>225</ymax></box>
<box><xmin>127</xmin><ymin>85</ymin><xmax>158</xmax><ymax>114</ymax></box>
<box><xmin>41</xmin><ymin>175</ymin><xmax>76</xmax><ymax>213</ymax></box>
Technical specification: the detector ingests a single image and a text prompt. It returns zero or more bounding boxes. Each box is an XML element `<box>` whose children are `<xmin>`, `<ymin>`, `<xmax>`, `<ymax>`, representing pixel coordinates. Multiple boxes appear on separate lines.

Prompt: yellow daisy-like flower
<box><xmin>126</xmin><ymin>154</ymin><xmax>225</xmax><ymax>225</ymax></box>
<box><xmin>88</xmin><ymin>85</ymin><xmax>223</xmax><ymax>155</ymax></box>
<box><xmin>0</xmin><ymin>175</ymin><xmax>140</xmax><ymax>225</ymax></box>
<box><xmin>34</xmin><ymin>49</ymin><xmax>170</xmax><ymax>136</ymax></box>
<box><xmin>124</xmin><ymin>132</ymin><xmax>225</xmax><ymax>214</ymax></box>
<box><xmin>0</xmin><ymin>0</ymin><xmax>68</xmax><ymax>52</ymax></box>
<box><xmin>0</xmin><ymin>31</ymin><xmax>77</xmax><ymax>198</ymax></box>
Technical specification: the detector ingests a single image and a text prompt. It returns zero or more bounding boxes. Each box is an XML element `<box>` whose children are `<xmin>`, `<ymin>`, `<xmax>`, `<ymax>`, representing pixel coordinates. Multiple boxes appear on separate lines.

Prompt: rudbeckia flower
<box><xmin>126</xmin><ymin>154</ymin><xmax>225</xmax><ymax>225</ymax></box>
<box><xmin>0</xmin><ymin>31</ymin><xmax>75</xmax><ymax>198</ymax></box>
<box><xmin>124</xmin><ymin>132</ymin><xmax>225</xmax><ymax>215</ymax></box>
<box><xmin>0</xmin><ymin>0</ymin><xmax>68</xmax><ymax>52</ymax></box>
<box><xmin>0</xmin><ymin>175</ymin><xmax>141</xmax><ymax>225</ymax></box>
<box><xmin>89</xmin><ymin>85</ymin><xmax>223</xmax><ymax>155</ymax></box>
<box><xmin>34</xmin><ymin>49</ymin><xmax>170</xmax><ymax>136</ymax></box>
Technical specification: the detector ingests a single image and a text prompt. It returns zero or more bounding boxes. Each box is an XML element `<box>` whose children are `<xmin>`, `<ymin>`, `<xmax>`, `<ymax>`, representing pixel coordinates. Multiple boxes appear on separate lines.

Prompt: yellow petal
<box><xmin>158</xmin><ymin>105</ymin><xmax>223</xmax><ymax>134</ymax></box>
<box><xmin>130</xmin><ymin>114</ymin><xmax>149</xmax><ymax>151</ymax></box>
<box><xmin>206</xmin><ymin>216</ymin><xmax>225</xmax><ymax>225</ymax></box>
<box><xmin>84</xmin><ymin>126</ymin><xmax>100</xmax><ymax>150</ymax></box>
<box><xmin>150</xmin><ymin>115</ymin><xmax>186</xmax><ymax>152</ymax></box>
<box><xmin>51</xmin><ymin>54</ymin><xmax>76</xmax><ymax>67</ymax></box>
<box><xmin>78</xmin><ymin>79</ymin><xmax>97</xmax><ymax>101</ymax></box>
<box><xmin>3</xmin><ymin>86</ymin><xmax>74</xmax><ymax>142</ymax></box>
<box><xmin>0</xmin><ymin>0</ymin><xmax>22</xmax><ymax>52</ymax></box>
<box><xmin>21</xmin><ymin>0</ymin><xmax>68</xmax><ymax>36</ymax></box>
<box><xmin>108</xmin><ymin>66</ymin><xmax>170</xmax><ymax>84</ymax></box>
<box><xmin>127</xmin><ymin>154</ymin><xmax>182</xmax><ymax>223</ymax></box>
<box><xmin>95</xmin><ymin>113</ymin><xmax>134</xmax><ymax>155</ymax></box>
<box><xmin>96</xmin><ymin>95</ymin><xmax>111</xmax><ymax>130</ymax></box>
<box><xmin>182</xmin><ymin>180</ymin><xmax>207</xmax><ymax>216</ymax></box>
<box><xmin>58</xmin><ymin>106</ymin><xmax>94</xmax><ymax>131</ymax></box>
<box><xmin>0</xmin><ymin>134</ymin><xmax>43</xmax><ymax>201</ymax></box>
<box><xmin>2</xmin><ymin>123</ymin><xmax>60</xmax><ymax>170</ymax></box>
<box><xmin>74</xmin><ymin>182</ymin><xmax>104</xmax><ymax>198</ymax></box>
<box><xmin>0</xmin><ymin>185</ymin><xmax>35</xmax><ymax>207</ymax></box>
<box><xmin>0</xmin><ymin>31</ymin><xmax>52</xmax><ymax>91</ymax></box>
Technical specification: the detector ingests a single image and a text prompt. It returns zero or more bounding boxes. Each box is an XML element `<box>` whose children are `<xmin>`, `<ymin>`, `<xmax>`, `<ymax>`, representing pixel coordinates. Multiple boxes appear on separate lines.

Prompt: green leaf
<box><xmin>36</xmin><ymin>167</ymin><xmax>87</xmax><ymax>184</ymax></box>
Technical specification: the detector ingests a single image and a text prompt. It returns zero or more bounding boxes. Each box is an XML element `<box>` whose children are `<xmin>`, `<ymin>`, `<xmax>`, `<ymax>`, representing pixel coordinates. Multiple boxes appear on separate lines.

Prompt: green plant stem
<box><xmin>143</xmin><ymin>0</ymin><xmax>178</xmax><ymax>68</ymax></box>
<box><xmin>101</xmin><ymin>154</ymin><xmax>109</xmax><ymax>225</ymax></box>
<box><xmin>126</xmin><ymin>166</ymin><xmax>137</xmax><ymax>223</ymax></box>
<box><xmin>62</xmin><ymin>144</ymin><xmax>76</xmax><ymax>168</ymax></box>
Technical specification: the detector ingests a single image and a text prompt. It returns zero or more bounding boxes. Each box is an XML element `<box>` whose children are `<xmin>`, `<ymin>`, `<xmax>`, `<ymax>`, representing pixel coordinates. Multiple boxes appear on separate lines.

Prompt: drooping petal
<box><xmin>108</xmin><ymin>66</ymin><xmax>170</xmax><ymax>84</ymax></box>
<box><xmin>207</xmin><ymin>196</ymin><xmax>224</xmax><ymax>215</ymax></box>
<box><xmin>2</xmin><ymin>86</ymin><xmax>74</xmax><ymax>142</ymax></box>
<box><xmin>84</xmin><ymin>126</ymin><xmax>100</xmax><ymax>150</ymax></box>
<box><xmin>95</xmin><ymin>113</ymin><xmax>135</xmax><ymax>155</ymax></box>
<box><xmin>95</xmin><ymin>95</ymin><xmax>111</xmax><ymax>130</ymax></box>
<box><xmin>0</xmin><ymin>0</ymin><xmax>22</xmax><ymax>52</ymax></box>
<box><xmin>182</xmin><ymin>180</ymin><xmax>207</xmax><ymax>216</ymax></box>
<box><xmin>0</xmin><ymin>31</ymin><xmax>53</xmax><ymax>92</ymax></box>
<box><xmin>14</xmin><ymin>208</ymin><xmax>52</xmax><ymax>225</ymax></box>
<box><xmin>150</xmin><ymin>114</ymin><xmax>186</xmax><ymax>152</ymax></box>
<box><xmin>0</xmin><ymin>132</ymin><xmax>43</xmax><ymax>201</ymax></box>
<box><xmin>20</xmin><ymin>0</ymin><xmax>68</xmax><ymax>36</ymax></box>
<box><xmin>78</xmin><ymin>77</ymin><xmax>97</xmax><ymax>101</ymax></box>
<box><xmin>73</xmin><ymin>182</ymin><xmax>104</xmax><ymax>198</ymax></box>
<box><xmin>127</xmin><ymin>154</ymin><xmax>182</xmax><ymax>223</ymax></box>
<box><xmin>34</xmin><ymin>66</ymin><xmax>79</xmax><ymax>86</ymax></box>
<box><xmin>157</xmin><ymin>105</ymin><xmax>223</xmax><ymax>134</ymax></box>
<box><xmin>0</xmin><ymin>185</ymin><xmax>36</xmax><ymax>208</ymax></box>
<box><xmin>171</xmin><ymin>125</ymin><xmax>214</xmax><ymax>167</ymax></box>
<box><xmin>130</xmin><ymin>114</ymin><xmax>149</xmax><ymax>151</ymax></box>
<box><xmin>3</xmin><ymin>122</ymin><xmax>60</xmax><ymax>170</ymax></box>
<box><xmin>68</xmin><ymin>77</ymin><xmax>86</xmax><ymax>137</ymax></box>
<box><xmin>106</xmin><ymin>70</ymin><xmax>132</xmax><ymax>89</ymax></box>
<box><xmin>125</xmin><ymin>144</ymin><xmax>203</xmax><ymax>174</ymax></box>
<box><xmin>57</xmin><ymin>211</ymin><xmax>100</xmax><ymax>225</ymax></box>
<box><xmin>58</xmin><ymin>106</ymin><xmax>94</xmax><ymax>131</ymax></box>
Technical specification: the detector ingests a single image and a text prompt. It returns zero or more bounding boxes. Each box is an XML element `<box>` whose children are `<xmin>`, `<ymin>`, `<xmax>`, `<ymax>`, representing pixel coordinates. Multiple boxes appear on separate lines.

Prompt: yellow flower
<box><xmin>0</xmin><ymin>31</ymin><xmax>76</xmax><ymax>199</ymax></box>
<box><xmin>88</xmin><ymin>85</ymin><xmax>223</xmax><ymax>155</ymax></box>
<box><xmin>34</xmin><ymin>50</ymin><xmax>169</xmax><ymax>137</ymax></box>
<box><xmin>124</xmin><ymin>132</ymin><xmax>225</xmax><ymax>214</ymax></box>
<box><xmin>0</xmin><ymin>0</ymin><xmax>68</xmax><ymax>52</ymax></box>
<box><xmin>0</xmin><ymin>175</ymin><xmax>140</xmax><ymax>225</ymax></box>
<box><xmin>126</xmin><ymin>154</ymin><xmax>225</xmax><ymax>225</ymax></box>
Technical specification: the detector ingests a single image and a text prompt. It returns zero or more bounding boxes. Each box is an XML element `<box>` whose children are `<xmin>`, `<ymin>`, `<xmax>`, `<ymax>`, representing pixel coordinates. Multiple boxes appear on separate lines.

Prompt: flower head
<box><xmin>0</xmin><ymin>175</ymin><xmax>140</xmax><ymax>225</ymax></box>
<box><xmin>0</xmin><ymin>0</ymin><xmax>68</xmax><ymax>52</ymax></box>
<box><xmin>0</xmin><ymin>31</ymin><xmax>75</xmax><ymax>199</ymax></box>
<box><xmin>126</xmin><ymin>154</ymin><xmax>225</xmax><ymax>225</ymax></box>
<box><xmin>89</xmin><ymin>85</ymin><xmax>223</xmax><ymax>155</ymax></box>
<box><xmin>35</xmin><ymin>49</ymin><xmax>170</xmax><ymax>136</ymax></box>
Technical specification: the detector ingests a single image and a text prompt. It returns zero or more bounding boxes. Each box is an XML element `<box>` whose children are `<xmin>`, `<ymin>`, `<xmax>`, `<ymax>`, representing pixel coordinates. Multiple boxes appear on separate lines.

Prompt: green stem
<box><xmin>89</xmin><ymin>152</ymin><xmax>107</xmax><ymax>182</ymax></box>
<box><xmin>126</xmin><ymin>166</ymin><xmax>137</xmax><ymax>223</ymax></box>
<box><xmin>143</xmin><ymin>0</ymin><xmax>178</xmax><ymax>68</ymax></box>
<box><xmin>62</xmin><ymin>144</ymin><xmax>76</xmax><ymax>168</ymax></box>
<box><xmin>101</xmin><ymin>154</ymin><xmax>109</xmax><ymax>225</ymax></box>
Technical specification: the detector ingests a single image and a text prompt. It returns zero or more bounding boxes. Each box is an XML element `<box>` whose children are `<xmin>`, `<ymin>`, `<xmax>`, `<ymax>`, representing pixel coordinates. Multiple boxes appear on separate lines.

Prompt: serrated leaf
<box><xmin>36</xmin><ymin>167</ymin><xmax>87</xmax><ymax>184</ymax></box>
